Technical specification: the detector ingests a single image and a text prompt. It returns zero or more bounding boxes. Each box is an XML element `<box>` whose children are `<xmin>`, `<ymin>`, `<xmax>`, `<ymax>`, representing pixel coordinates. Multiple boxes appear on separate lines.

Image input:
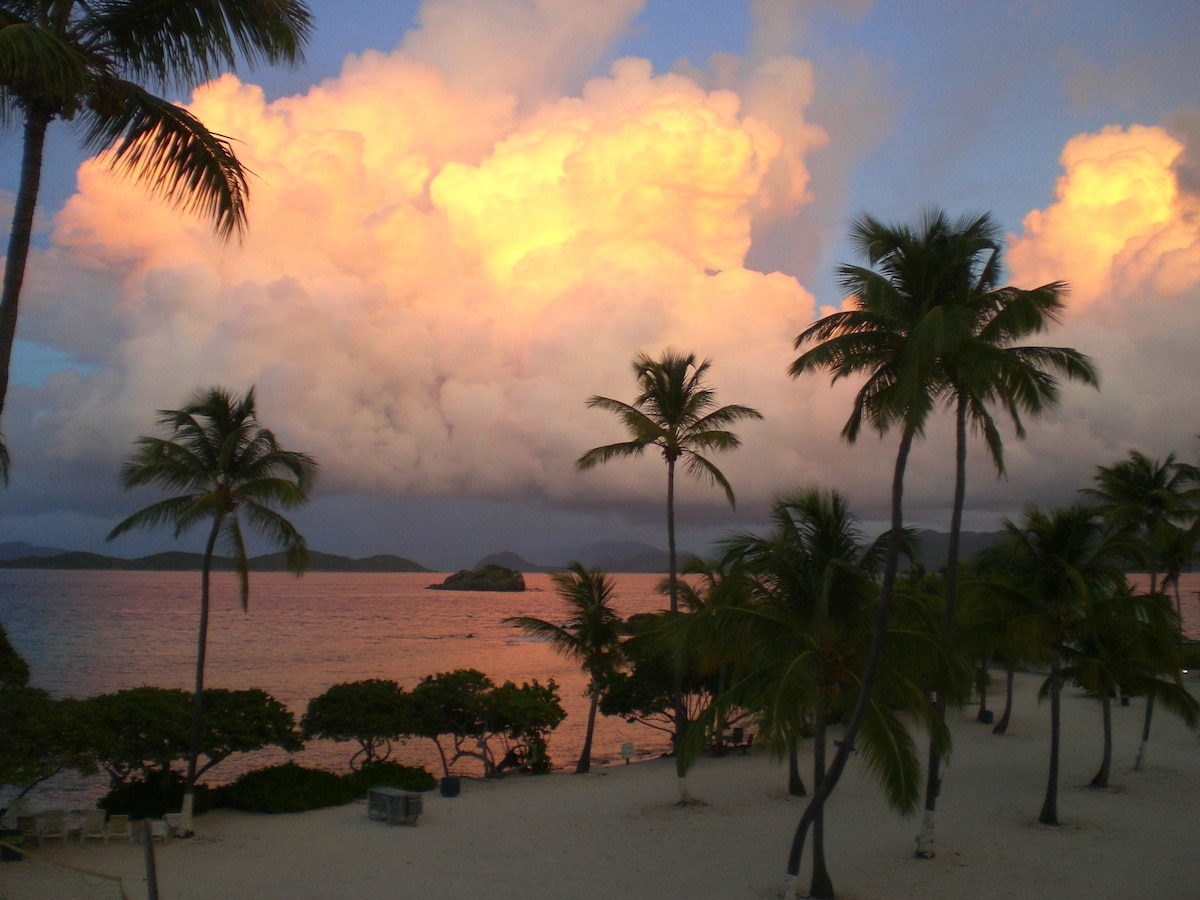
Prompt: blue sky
<box><xmin>1</xmin><ymin>1</ymin><xmax>1198</xmax><ymax>569</ymax></box>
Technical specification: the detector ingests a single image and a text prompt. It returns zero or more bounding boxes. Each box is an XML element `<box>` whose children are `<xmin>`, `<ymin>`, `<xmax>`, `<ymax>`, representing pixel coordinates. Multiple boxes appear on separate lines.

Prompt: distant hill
<box><xmin>0</xmin><ymin>541</ymin><xmax>65</xmax><ymax>561</ymax></box>
<box><xmin>0</xmin><ymin>549</ymin><xmax>430</xmax><ymax>573</ymax></box>
<box><xmin>476</xmin><ymin>541</ymin><xmax>684</xmax><ymax>574</ymax></box>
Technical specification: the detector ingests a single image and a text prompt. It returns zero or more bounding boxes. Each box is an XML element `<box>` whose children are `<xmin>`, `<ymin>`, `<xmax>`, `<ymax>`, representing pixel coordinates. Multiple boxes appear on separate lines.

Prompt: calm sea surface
<box><xmin>3</xmin><ymin>570</ymin><xmax>1197</xmax><ymax>812</ymax></box>
<box><xmin>0</xmin><ymin>570</ymin><xmax>675</xmax><ymax>810</ymax></box>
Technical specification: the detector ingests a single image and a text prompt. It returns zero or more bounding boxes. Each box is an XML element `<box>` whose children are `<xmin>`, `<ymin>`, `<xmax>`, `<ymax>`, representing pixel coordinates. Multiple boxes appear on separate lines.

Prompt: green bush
<box><xmin>216</xmin><ymin>761</ymin><xmax>435</xmax><ymax>813</ymax></box>
<box><xmin>348</xmin><ymin>761</ymin><xmax>436</xmax><ymax>793</ymax></box>
<box><xmin>98</xmin><ymin>769</ymin><xmax>212</xmax><ymax>818</ymax></box>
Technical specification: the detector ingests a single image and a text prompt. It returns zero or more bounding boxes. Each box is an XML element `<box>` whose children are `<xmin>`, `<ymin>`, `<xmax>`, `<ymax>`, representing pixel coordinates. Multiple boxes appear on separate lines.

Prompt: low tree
<box><xmin>480</xmin><ymin>679</ymin><xmax>566</xmax><ymax>775</ymax></box>
<box><xmin>302</xmin><ymin>679</ymin><xmax>411</xmax><ymax>770</ymax></box>
<box><xmin>407</xmin><ymin>669</ymin><xmax>565</xmax><ymax>778</ymax></box>
<box><xmin>504</xmin><ymin>563</ymin><xmax>623</xmax><ymax>773</ymax></box>
<box><xmin>0</xmin><ymin>687</ymin><xmax>93</xmax><ymax>824</ymax></box>
<box><xmin>86</xmin><ymin>685</ymin><xmax>303</xmax><ymax>808</ymax></box>
<box><xmin>0</xmin><ymin>622</ymin><xmax>30</xmax><ymax>687</ymax></box>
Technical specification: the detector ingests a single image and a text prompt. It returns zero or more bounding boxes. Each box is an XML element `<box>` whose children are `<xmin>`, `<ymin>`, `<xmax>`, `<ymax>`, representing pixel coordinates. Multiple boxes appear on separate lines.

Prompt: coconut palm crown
<box><xmin>0</xmin><ymin>0</ymin><xmax>314</xmax><ymax>452</ymax></box>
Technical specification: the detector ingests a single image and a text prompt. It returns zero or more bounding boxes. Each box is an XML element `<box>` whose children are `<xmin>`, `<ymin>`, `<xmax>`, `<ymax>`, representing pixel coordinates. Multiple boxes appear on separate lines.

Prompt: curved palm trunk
<box><xmin>917</xmin><ymin>399</ymin><xmax>968</xmax><ymax>858</ymax></box>
<box><xmin>787</xmin><ymin>735</ymin><xmax>806</xmax><ymax>796</ymax></box>
<box><xmin>0</xmin><ymin>109</ymin><xmax>51</xmax><ymax>423</ymax></box>
<box><xmin>975</xmin><ymin>657</ymin><xmax>990</xmax><ymax>719</ymax></box>
<box><xmin>810</xmin><ymin>705</ymin><xmax>833</xmax><ymax>899</ymax></box>
<box><xmin>783</xmin><ymin>426</ymin><xmax>915</xmax><ymax>892</ymax></box>
<box><xmin>1135</xmin><ymin>572</ymin><xmax>1161</xmax><ymax>770</ymax></box>
<box><xmin>993</xmin><ymin>663</ymin><xmax>1015</xmax><ymax>734</ymax></box>
<box><xmin>666</xmin><ymin>457</ymin><xmax>692</xmax><ymax>802</ymax></box>
<box><xmin>183</xmin><ymin>518</ymin><xmax>222</xmax><ymax>833</ymax></box>
<box><xmin>577</xmin><ymin>690</ymin><xmax>599</xmax><ymax>774</ymax></box>
<box><xmin>1039</xmin><ymin>662</ymin><xmax>1062</xmax><ymax>825</ymax></box>
<box><xmin>1090</xmin><ymin>693</ymin><xmax>1112</xmax><ymax>788</ymax></box>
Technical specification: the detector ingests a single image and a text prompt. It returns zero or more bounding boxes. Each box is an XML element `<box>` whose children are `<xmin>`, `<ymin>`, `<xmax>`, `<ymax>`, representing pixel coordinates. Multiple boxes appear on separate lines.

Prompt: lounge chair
<box><xmin>17</xmin><ymin>815</ymin><xmax>40</xmax><ymax>846</ymax></box>
<box><xmin>80</xmin><ymin>809</ymin><xmax>107</xmax><ymax>844</ymax></box>
<box><xmin>107</xmin><ymin>814</ymin><xmax>132</xmax><ymax>843</ymax></box>
<box><xmin>41</xmin><ymin>810</ymin><xmax>68</xmax><ymax>844</ymax></box>
<box><xmin>146</xmin><ymin>819</ymin><xmax>169</xmax><ymax>843</ymax></box>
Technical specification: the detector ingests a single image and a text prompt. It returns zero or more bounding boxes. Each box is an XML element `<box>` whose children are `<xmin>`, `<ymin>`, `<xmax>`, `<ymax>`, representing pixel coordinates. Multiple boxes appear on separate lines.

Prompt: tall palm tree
<box><xmin>577</xmin><ymin>348</ymin><xmax>761</xmax><ymax>799</ymax></box>
<box><xmin>683</xmin><ymin>487</ymin><xmax>953</xmax><ymax>899</ymax></box>
<box><xmin>108</xmin><ymin>385</ymin><xmax>316</xmax><ymax>831</ymax></box>
<box><xmin>916</xmin><ymin>212</ymin><xmax>1098</xmax><ymax>855</ymax></box>
<box><xmin>0</xmin><ymin>1</ymin><xmax>313</xmax><ymax>457</ymax></box>
<box><xmin>784</xmin><ymin>210</ymin><xmax>977</xmax><ymax>889</ymax></box>
<box><xmin>1084</xmin><ymin>450</ymin><xmax>1200</xmax><ymax>767</ymax></box>
<box><xmin>973</xmin><ymin>502</ymin><xmax>1125</xmax><ymax>825</ymax></box>
<box><xmin>503</xmin><ymin>563</ymin><xmax>623</xmax><ymax>774</ymax></box>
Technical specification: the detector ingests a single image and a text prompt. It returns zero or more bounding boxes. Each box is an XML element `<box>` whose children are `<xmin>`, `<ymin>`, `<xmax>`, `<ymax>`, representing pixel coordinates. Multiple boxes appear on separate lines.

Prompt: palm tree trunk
<box><xmin>1039</xmin><ymin>662</ymin><xmax>1062</xmax><ymax>825</ymax></box>
<box><xmin>787</xmin><ymin>735</ymin><xmax>806</xmax><ymax>796</ymax></box>
<box><xmin>1135</xmin><ymin>693</ymin><xmax>1154</xmax><ymax>770</ymax></box>
<box><xmin>993</xmin><ymin>663</ymin><xmax>1015</xmax><ymax>734</ymax></box>
<box><xmin>976</xmin><ymin>658</ymin><xmax>990</xmax><ymax>719</ymax></box>
<box><xmin>666</xmin><ymin>457</ymin><xmax>691</xmax><ymax>802</ymax></box>
<box><xmin>1134</xmin><ymin>571</ymin><xmax>1160</xmax><ymax>770</ymax></box>
<box><xmin>1091</xmin><ymin>693</ymin><xmax>1112</xmax><ymax>788</ymax></box>
<box><xmin>577</xmin><ymin>690</ymin><xmax>599</xmax><ymax>774</ymax></box>
<box><xmin>0</xmin><ymin>109</ymin><xmax>51</xmax><ymax>423</ymax></box>
<box><xmin>183</xmin><ymin>518</ymin><xmax>222</xmax><ymax>833</ymax></box>
<box><xmin>810</xmin><ymin>705</ymin><xmax>834</xmax><ymax>899</ymax></box>
<box><xmin>917</xmin><ymin>399</ymin><xmax>967</xmax><ymax>857</ymax></box>
<box><xmin>784</xmin><ymin>426</ymin><xmax>915</xmax><ymax>887</ymax></box>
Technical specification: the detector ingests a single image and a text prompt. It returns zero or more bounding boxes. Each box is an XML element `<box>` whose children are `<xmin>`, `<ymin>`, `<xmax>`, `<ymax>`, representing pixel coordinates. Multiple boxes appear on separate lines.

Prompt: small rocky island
<box><xmin>428</xmin><ymin>564</ymin><xmax>526</xmax><ymax>592</ymax></box>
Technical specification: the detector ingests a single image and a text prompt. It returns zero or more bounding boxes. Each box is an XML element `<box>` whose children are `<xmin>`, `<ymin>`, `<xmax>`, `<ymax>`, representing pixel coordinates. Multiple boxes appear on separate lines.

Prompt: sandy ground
<box><xmin>4</xmin><ymin>670</ymin><xmax>1199</xmax><ymax>899</ymax></box>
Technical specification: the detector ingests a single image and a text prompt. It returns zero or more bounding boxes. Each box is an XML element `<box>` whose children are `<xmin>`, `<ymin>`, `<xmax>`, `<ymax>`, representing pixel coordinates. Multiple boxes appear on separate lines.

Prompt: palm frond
<box><xmin>81</xmin><ymin>81</ymin><xmax>249</xmax><ymax>241</ymax></box>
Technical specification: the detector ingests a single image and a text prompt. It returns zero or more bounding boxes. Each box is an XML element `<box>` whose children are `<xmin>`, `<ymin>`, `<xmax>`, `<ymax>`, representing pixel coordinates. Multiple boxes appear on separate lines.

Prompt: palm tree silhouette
<box><xmin>577</xmin><ymin>348</ymin><xmax>760</xmax><ymax>800</ymax></box>
<box><xmin>108</xmin><ymin>385</ymin><xmax>316</xmax><ymax>830</ymax></box>
<box><xmin>504</xmin><ymin>563</ymin><xmax>623</xmax><ymax>774</ymax></box>
<box><xmin>0</xmin><ymin>1</ymin><xmax>313</xmax><ymax>459</ymax></box>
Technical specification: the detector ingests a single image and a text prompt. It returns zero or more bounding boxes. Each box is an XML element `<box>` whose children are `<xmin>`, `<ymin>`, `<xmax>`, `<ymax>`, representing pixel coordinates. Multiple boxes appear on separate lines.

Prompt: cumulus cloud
<box><xmin>9</xmin><ymin>0</ymin><xmax>1200</xmax><ymax>556</ymax></box>
<box><xmin>12</xmin><ymin>9</ymin><xmax>832</xmax><ymax>527</ymax></box>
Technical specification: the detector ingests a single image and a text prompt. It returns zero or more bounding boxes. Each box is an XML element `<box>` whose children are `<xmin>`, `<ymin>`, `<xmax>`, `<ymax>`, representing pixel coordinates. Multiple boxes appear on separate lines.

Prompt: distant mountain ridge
<box><xmin>0</xmin><ymin>546</ymin><xmax>429</xmax><ymax>573</ymax></box>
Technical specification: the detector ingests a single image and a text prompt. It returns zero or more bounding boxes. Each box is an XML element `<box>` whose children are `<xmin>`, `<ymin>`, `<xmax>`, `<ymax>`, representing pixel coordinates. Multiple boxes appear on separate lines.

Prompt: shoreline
<box><xmin>5</xmin><ymin>669</ymin><xmax>1199</xmax><ymax>899</ymax></box>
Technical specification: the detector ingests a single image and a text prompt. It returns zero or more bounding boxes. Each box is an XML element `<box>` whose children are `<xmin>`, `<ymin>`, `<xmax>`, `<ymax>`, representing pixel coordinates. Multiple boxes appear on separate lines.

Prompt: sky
<box><xmin>1</xmin><ymin>0</ymin><xmax>1198</xmax><ymax>571</ymax></box>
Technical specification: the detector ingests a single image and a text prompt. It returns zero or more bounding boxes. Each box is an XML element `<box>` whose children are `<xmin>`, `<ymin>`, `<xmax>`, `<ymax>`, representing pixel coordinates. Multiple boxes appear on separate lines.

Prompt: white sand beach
<box><xmin>5</xmin><ymin>670</ymin><xmax>1199</xmax><ymax>899</ymax></box>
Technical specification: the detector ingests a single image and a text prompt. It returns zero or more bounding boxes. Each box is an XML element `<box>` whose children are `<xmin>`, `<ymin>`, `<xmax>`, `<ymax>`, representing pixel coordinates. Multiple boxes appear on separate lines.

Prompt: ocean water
<box><xmin>0</xmin><ymin>570</ymin><xmax>675</xmax><ymax>810</ymax></box>
<box><xmin>3</xmin><ymin>569</ymin><xmax>1197</xmax><ymax>812</ymax></box>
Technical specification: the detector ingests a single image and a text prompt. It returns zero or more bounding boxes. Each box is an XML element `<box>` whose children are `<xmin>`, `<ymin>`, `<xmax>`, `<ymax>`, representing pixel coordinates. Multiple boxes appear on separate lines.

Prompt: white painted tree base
<box><xmin>915</xmin><ymin>810</ymin><xmax>936</xmax><ymax>857</ymax></box>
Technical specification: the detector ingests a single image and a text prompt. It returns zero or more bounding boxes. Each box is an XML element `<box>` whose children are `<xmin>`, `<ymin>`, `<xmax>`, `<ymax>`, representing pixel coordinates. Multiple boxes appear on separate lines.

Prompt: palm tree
<box><xmin>683</xmin><ymin>487</ymin><xmax>953</xmax><ymax>899</ymax></box>
<box><xmin>0</xmin><ymin>1</ymin><xmax>313</xmax><ymax>454</ymax></box>
<box><xmin>108</xmin><ymin>385</ymin><xmax>316</xmax><ymax>831</ymax></box>
<box><xmin>973</xmin><ymin>502</ymin><xmax>1125</xmax><ymax>825</ymax></box>
<box><xmin>784</xmin><ymin>210</ymin><xmax>978</xmax><ymax>888</ymax></box>
<box><xmin>503</xmin><ymin>563</ymin><xmax>623</xmax><ymax>774</ymax></box>
<box><xmin>577</xmin><ymin>349</ymin><xmax>761</xmax><ymax>799</ymax></box>
<box><xmin>1085</xmin><ymin>450</ymin><xmax>1200</xmax><ymax>767</ymax></box>
<box><xmin>916</xmin><ymin>211</ymin><xmax>1098</xmax><ymax>855</ymax></box>
<box><xmin>1065</xmin><ymin>585</ymin><xmax>1197</xmax><ymax>788</ymax></box>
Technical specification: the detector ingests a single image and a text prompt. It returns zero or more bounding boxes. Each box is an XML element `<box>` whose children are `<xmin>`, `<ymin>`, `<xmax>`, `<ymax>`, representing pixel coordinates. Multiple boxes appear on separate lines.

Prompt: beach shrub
<box><xmin>216</xmin><ymin>761</ymin><xmax>435</xmax><ymax>813</ymax></box>
<box><xmin>217</xmin><ymin>763</ymin><xmax>347</xmax><ymax>813</ymax></box>
<box><xmin>347</xmin><ymin>761</ymin><xmax>436</xmax><ymax>793</ymax></box>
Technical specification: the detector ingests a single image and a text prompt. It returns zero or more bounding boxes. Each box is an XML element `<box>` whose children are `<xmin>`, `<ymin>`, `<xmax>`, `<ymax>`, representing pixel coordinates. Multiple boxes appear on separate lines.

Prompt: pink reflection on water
<box><xmin>1127</xmin><ymin>572</ymin><xmax>1200</xmax><ymax>641</ymax></box>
